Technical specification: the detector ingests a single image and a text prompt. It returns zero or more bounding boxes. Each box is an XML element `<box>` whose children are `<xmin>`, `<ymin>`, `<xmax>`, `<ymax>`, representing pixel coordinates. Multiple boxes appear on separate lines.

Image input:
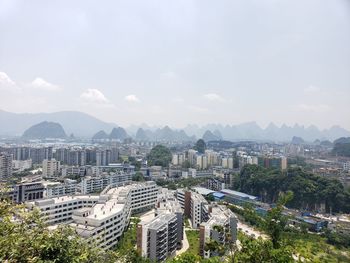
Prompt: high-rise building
<box><xmin>0</xmin><ymin>152</ymin><xmax>13</xmax><ymax>180</ymax></box>
<box><xmin>137</xmin><ymin>188</ymin><xmax>184</xmax><ymax>262</ymax></box>
<box><xmin>138</xmin><ymin>214</ymin><xmax>179</xmax><ymax>262</ymax></box>
<box><xmin>42</xmin><ymin>159</ymin><xmax>61</xmax><ymax>178</ymax></box>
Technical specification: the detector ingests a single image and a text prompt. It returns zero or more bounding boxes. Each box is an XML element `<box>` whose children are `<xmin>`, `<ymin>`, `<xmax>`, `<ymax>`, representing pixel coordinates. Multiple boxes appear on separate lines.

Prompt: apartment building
<box><xmin>138</xmin><ymin>188</ymin><xmax>184</xmax><ymax>262</ymax></box>
<box><xmin>0</xmin><ymin>152</ymin><xmax>12</xmax><ymax>180</ymax></box>
<box><xmin>44</xmin><ymin>179</ymin><xmax>78</xmax><ymax>198</ymax></box>
<box><xmin>199</xmin><ymin>205</ymin><xmax>238</xmax><ymax>258</ymax></box>
<box><xmin>77</xmin><ymin>172</ymin><xmax>132</xmax><ymax>194</ymax></box>
<box><xmin>42</xmin><ymin>159</ymin><xmax>61</xmax><ymax>178</ymax></box>
<box><xmin>177</xmin><ymin>189</ymin><xmax>209</xmax><ymax>229</ymax></box>
<box><xmin>28</xmin><ymin>182</ymin><xmax>159</xmax><ymax>249</ymax></box>
<box><xmin>12</xmin><ymin>159</ymin><xmax>32</xmax><ymax>172</ymax></box>
<box><xmin>138</xmin><ymin>213</ymin><xmax>178</xmax><ymax>262</ymax></box>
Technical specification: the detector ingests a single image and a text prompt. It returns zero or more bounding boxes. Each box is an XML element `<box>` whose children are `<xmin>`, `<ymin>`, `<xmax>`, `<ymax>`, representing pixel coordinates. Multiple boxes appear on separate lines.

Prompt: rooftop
<box><xmin>220</xmin><ymin>189</ymin><xmax>258</xmax><ymax>200</ymax></box>
<box><xmin>192</xmin><ymin>187</ymin><xmax>215</xmax><ymax>196</ymax></box>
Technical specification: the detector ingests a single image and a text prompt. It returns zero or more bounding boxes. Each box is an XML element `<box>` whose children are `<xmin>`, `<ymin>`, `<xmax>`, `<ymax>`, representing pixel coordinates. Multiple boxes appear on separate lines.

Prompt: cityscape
<box><xmin>0</xmin><ymin>0</ymin><xmax>349</xmax><ymax>263</ymax></box>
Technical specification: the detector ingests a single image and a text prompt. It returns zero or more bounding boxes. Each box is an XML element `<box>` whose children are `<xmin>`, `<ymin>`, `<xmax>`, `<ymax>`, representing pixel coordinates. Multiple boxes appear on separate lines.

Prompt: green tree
<box><xmin>234</xmin><ymin>235</ymin><xmax>293</xmax><ymax>263</ymax></box>
<box><xmin>132</xmin><ymin>172</ymin><xmax>145</xmax><ymax>181</ymax></box>
<box><xmin>265</xmin><ymin>191</ymin><xmax>294</xmax><ymax>249</ymax></box>
<box><xmin>147</xmin><ymin>145</ymin><xmax>172</xmax><ymax>167</ymax></box>
<box><xmin>0</xmin><ymin>199</ymin><xmax>117</xmax><ymax>262</ymax></box>
<box><xmin>194</xmin><ymin>139</ymin><xmax>206</xmax><ymax>154</ymax></box>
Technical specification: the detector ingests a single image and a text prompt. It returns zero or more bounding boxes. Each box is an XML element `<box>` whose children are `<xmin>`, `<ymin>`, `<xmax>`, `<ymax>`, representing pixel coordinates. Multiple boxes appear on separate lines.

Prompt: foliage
<box><xmin>167</xmin><ymin>253</ymin><xmax>200</xmax><ymax>263</ymax></box>
<box><xmin>185</xmin><ymin>230</ymin><xmax>200</xmax><ymax>256</ymax></box>
<box><xmin>115</xmin><ymin>217</ymin><xmax>139</xmax><ymax>254</ymax></box>
<box><xmin>128</xmin><ymin>156</ymin><xmax>142</xmax><ymax>171</ymax></box>
<box><xmin>228</xmin><ymin>204</ymin><xmax>264</xmax><ymax>228</ymax></box>
<box><xmin>194</xmin><ymin>139</ymin><xmax>206</xmax><ymax>154</ymax></box>
<box><xmin>234</xmin><ymin>234</ymin><xmax>294</xmax><ymax>263</ymax></box>
<box><xmin>332</xmin><ymin>142</ymin><xmax>350</xmax><ymax>157</ymax></box>
<box><xmin>234</xmin><ymin>164</ymin><xmax>350</xmax><ymax>213</ymax></box>
<box><xmin>147</xmin><ymin>145</ymin><xmax>172</xmax><ymax>167</ymax></box>
<box><xmin>205</xmin><ymin>193</ymin><xmax>215</xmax><ymax>202</ymax></box>
<box><xmin>282</xmin><ymin>230</ymin><xmax>350</xmax><ymax>262</ymax></box>
<box><xmin>0</xmin><ymin>199</ymin><xmax>117</xmax><ymax>262</ymax></box>
<box><xmin>264</xmin><ymin>191</ymin><xmax>293</xmax><ymax>248</ymax></box>
<box><xmin>324</xmin><ymin>229</ymin><xmax>350</xmax><ymax>248</ymax></box>
<box><xmin>132</xmin><ymin>171</ymin><xmax>145</xmax><ymax>182</ymax></box>
<box><xmin>156</xmin><ymin>177</ymin><xmax>210</xmax><ymax>190</ymax></box>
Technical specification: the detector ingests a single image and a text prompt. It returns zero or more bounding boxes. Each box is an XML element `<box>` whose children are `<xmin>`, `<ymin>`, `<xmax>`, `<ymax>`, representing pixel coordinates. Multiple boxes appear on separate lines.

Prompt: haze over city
<box><xmin>0</xmin><ymin>0</ymin><xmax>349</xmax><ymax>129</ymax></box>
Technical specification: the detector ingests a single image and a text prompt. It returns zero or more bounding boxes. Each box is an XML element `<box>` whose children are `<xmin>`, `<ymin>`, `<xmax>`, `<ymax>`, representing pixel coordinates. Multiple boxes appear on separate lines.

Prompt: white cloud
<box><xmin>304</xmin><ymin>85</ymin><xmax>321</xmax><ymax>94</ymax></box>
<box><xmin>80</xmin><ymin>89</ymin><xmax>112</xmax><ymax>106</ymax></box>
<box><xmin>124</xmin><ymin>94</ymin><xmax>140</xmax><ymax>103</ymax></box>
<box><xmin>203</xmin><ymin>93</ymin><xmax>225</xmax><ymax>102</ymax></box>
<box><xmin>31</xmin><ymin>77</ymin><xmax>61</xmax><ymax>91</ymax></box>
<box><xmin>295</xmin><ymin>104</ymin><xmax>331</xmax><ymax>113</ymax></box>
<box><xmin>0</xmin><ymin>71</ymin><xmax>15</xmax><ymax>86</ymax></box>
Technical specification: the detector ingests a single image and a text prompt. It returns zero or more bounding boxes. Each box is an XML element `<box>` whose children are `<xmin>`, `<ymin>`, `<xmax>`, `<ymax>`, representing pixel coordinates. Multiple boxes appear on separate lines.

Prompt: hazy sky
<box><xmin>0</xmin><ymin>0</ymin><xmax>349</xmax><ymax>129</ymax></box>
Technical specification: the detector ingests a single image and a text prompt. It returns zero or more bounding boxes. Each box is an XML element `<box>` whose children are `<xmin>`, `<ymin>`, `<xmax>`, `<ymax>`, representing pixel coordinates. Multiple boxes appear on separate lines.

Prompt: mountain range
<box><xmin>0</xmin><ymin>109</ymin><xmax>116</xmax><ymax>137</ymax></box>
<box><xmin>1</xmin><ymin>109</ymin><xmax>349</xmax><ymax>142</ymax></box>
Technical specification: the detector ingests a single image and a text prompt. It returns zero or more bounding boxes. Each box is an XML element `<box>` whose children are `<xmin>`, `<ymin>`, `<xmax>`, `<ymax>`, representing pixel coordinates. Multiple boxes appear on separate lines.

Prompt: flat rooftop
<box><xmin>192</xmin><ymin>187</ymin><xmax>215</xmax><ymax>196</ymax></box>
<box><xmin>220</xmin><ymin>189</ymin><xmax>258</xmax><ymax>200</ymax></box>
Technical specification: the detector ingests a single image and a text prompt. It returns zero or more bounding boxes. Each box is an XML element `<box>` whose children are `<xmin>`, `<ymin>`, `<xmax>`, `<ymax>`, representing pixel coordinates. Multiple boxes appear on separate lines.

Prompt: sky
<box><xmin>0</xmin><ymin>0</ymin><xmax>349</xmax><ymax>130</ymax></box>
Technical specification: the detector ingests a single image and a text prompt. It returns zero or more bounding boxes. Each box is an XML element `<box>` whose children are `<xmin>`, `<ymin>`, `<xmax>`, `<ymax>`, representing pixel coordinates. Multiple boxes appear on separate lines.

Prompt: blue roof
<box><xmin>220</xmin><ymin>189</ymin><xmax>258</xmax><ymax>200</ymax></box>
<box><xmin>213</xmin><ymin>192</ymin><xmax>225</xmax><ymax>198</ymax></box>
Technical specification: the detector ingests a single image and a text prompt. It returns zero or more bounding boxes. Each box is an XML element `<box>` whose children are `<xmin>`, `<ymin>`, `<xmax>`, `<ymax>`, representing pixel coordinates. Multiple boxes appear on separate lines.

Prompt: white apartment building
<box><xmin>344</xmin><ymin>162</ymin><xmax>350</xmax><ymax>172</ymax></box>
<box><xmin>28</xmin><ymin>182</ymin><xmax>159</xmax><ymax>249</ymax></box>
<box><xmin>42</xmin><ymin>159</ymin><xmax>61</xmax><ymax>178</ymax></box>
<box><xmin>44</xmin><ymin>179</ymin><xmax>78</xmax><ymax>198</ymax></box>
<box><xmin>12</xmin><ymin>159</ymin><xmax>32</xmax><ymax>172</ymax></box>
<box><xmin>190</xmin><ymin>192</ymin><xmax>209</xmax><ymax>228</ymax></box>
<box><xmin>77</xmin><ymin>172</ymin><xmax>132</xmax><ymax>194</ymax></box>
<box><xmin>177</xmin><ymin>189</ymin><xmax>209</xmax><ymax>229</ymax></box>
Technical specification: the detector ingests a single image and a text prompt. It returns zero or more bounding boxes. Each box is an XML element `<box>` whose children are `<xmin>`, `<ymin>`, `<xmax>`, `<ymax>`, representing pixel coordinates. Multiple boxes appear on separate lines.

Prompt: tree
<box><xmin>265</xmin><ymin>191</ymin><xmax>294</xmax><ymax>249</ymax></box>
<box><xmin>147</xmin><ymin>145</ymin><xmax>172</xmax><ymax>167</ymax></box>
<box><xmin>132</xmin><ymin>172</ymin><xmax>145</xmax><ymax>182</ymax></box>
<box><xmin>234</xmin><ymin>236</ymin><xmax>293</xmax><ymax>263</ymax></box>
<box><xmin>194</xmin><ymin>139</ymin><xmax>206</xmax><ymax>154</ymax></box>
<box><xmin>0</xmin><ymin>199</ymin><xmax>117</xmax><ymax>262</ymax></box>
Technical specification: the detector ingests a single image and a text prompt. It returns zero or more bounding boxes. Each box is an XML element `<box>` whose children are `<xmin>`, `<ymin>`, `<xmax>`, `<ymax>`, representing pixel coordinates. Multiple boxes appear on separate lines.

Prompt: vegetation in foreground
<box><xmin>0</xmin><ymin>199</ymin><xmax>117</xmax><ymax>262</ymax></box>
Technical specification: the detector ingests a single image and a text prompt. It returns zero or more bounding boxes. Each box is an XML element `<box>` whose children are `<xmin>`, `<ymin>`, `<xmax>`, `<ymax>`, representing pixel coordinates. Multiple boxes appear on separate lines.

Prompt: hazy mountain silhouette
<box><xmin>0</xmin><ymin>109</ymin><xmax>116</xmax><ymax>137</ymax></box>
<box><xmin>22</xmin><ymin>121</ymin><xmax>66</xmax><ymax>139</ymax></box>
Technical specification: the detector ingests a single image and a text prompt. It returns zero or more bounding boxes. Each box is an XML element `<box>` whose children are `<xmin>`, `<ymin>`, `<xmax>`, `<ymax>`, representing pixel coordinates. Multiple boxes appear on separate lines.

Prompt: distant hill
<box><xmin>183</xmin><ymin>122</ymin><xmax>350</xmax><ymax>142</ymax></box>
<box><xmin>202</xmin><ymin>130</ymin><xmax>222</xmax><ymax>142</ymax></box>
<box><xmin>0</xmin><ymin>109</ymin><xmax>116</xmax><ymax>137</ymax></box>
<box><xmin>109</xmin><ymin>127</ymin><xmax>128</xmax><ymax>141</ymax></box>
<box><xmin>22</xmin><ymin>121</ymin><xmax>67</xmax><ymax>139</ymax></box>
<box><xmin>291</xmin><ymin>136</ymin><xmax>305</xmax><ymax>145</ymax></box>
<box><xmin>332</xmin><ymin>137</ymin><xmax>350</xmax><ymax>157</ymax></box>
<box><xmin>92</xmin><ymin>130</ymin><xmax>109</xmax><ymax>140</ymax></box>
<box><xmin>92</xmin><ymin>127</ymin><xmax>129</xmax><ymax>141</ymax></box>
<box><xmin>134</xmin><ymin>126</ymin><xmax>194</xmax><ymax>142</ymax></box>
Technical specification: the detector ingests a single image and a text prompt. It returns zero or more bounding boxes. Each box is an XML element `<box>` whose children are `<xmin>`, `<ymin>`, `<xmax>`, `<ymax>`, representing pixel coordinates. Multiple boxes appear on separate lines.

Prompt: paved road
<box><xmin>237</xmin><ymin>221</ymin><xmax>268</xmax><ymax>240</ymax></box>
<box><xmin>176</xmin><ymin>228</ymin><xmax>189</xmax><ymax>256</ymax></box>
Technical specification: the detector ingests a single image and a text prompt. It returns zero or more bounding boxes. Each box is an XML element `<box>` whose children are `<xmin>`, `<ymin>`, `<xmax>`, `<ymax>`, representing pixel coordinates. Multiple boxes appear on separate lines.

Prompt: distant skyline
<box><xmin>0</xmin><ymin>0</ymin><xmax>349</xmax><ymax>130</ymax></box>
